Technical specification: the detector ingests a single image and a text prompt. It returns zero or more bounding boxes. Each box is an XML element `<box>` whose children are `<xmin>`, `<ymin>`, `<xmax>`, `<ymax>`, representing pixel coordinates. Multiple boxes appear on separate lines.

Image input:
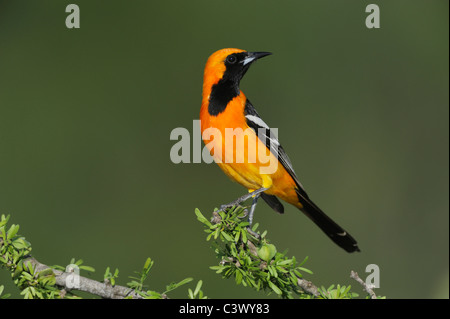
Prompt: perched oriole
<box><xmin>200</xmin><ymin>48</ymin><xmax>359</xmax><ymax>253</ymax></box>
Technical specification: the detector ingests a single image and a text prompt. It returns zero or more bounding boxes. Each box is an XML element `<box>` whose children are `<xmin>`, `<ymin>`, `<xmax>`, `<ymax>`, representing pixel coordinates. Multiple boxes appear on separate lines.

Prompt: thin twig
<box><xmin>350</xmin><ymin>270</ymin><xmax>377</xmax><ymax>299</ymax></box>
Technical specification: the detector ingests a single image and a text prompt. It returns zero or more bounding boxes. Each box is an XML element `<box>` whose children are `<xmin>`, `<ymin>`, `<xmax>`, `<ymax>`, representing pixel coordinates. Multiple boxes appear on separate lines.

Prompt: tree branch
<box><xmin>23</xmin><ymin>257</ymin><xmax>145</xmax><ymax>299</ymax></box>
<box><xmin>0</xmin><ymin>220</ymin><xmax>145</xmax><ymax>299</ymax></box>
<box><xmin>6</xmin><ymin>256</ymin><xmax>143</xmax><ymax>299</ymax></box>
<box><xmin>297</xmin><ymin>278</ymin><xmax>320</xmax><ymax>297</ymax></box>
<box><xmin>1</xmin><ymin>215</ymin><xmax>185</xmax><ymax>299</ymax></box>
<box><xmin>350</xmin><ymin>270</ymin><xmax>377</xmax><ymax>299</ymax></box>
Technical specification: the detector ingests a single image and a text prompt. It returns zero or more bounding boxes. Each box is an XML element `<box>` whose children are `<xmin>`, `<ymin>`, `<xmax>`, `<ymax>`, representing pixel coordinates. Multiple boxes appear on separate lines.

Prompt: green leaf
<box><xmin>37</xmin><ymin>268</ymin><xmax>54</xmax><ymax>278</ymax></box>
<box><xmin>11</xmin><ymin>238</ymin><xmax>31</xmax><ymax>250</ymax></box>
<box><xmin>24</xmin><ymin>261</ymin><xmax>34</xmax><ymax>274</ymax></box>
<box><xmin>0</xmin><ymin>215</ymin><xmax>10</xmax><ymax>228</ymax></box>
<box><xmin>79</xmin><ymin>265</ymin><xmax>95</xmax><ymax>273</ymax></box>
<box><xmin>176</xmin><ymin>277</ymin><xmax>194</xmax><ymax>287</ymax></box>
<box><xmin>143</xmin><ymin>257</ymin><xmax>153</xmax><ymax>273</ymax></box>
<box><xmin>195</xmin><ymin>209</ymin><xmax>212</xmax><ymax>227</ymax></box>
<box><xmin>258</xmin><ymin>244</ymin><xmax>277</xmax><ymax>262</ymax></box>
<box><xmin>276</xmin><ymin>259</ymin><xmax>293</xmax><ymax>266</ymax></box>
<box><xmin>234</xmin><ymin>230</ymin><xmax>240</xmax><ymax>243</ymax></box>
<box><xmin>193</xmin><ymin>280</ymin><xmax>203</xmax><ymax>296</ymax></box>
<box><xmin>7</xmin><ymin>224</ymin><xmax>19</xmax><ymax>239</ymax></box>
<box><xmin>221</xmin><ymin>231</ymin><xmax>233</xmax><ymax>242</ymax></box>
<box><xmin>298</xmin><ymin>267</ymin><xmax>313</xmax><ymax>275</ymax></box>
<box><xmin>104</xmin><ymin>266</ymin><xmax>111</xmax><ymax>279</ymax></box>
<box><xmin>298</xmin><ymin>256</ymin><xmax>309</xmax><ymax>266</ymax></box>
<box><xmin>235</xmin><ymin>269</ymin><xmax>243</xmax><ymax>285</ymax></box>
<box><xmin>241</xmin><ymin>229</ymin><xmax>247</xmax><ymax>243</ymax></box>
<box><xmin>268</xmin><ymin>281</ymin><xmax>282</xmax><ymax>295</ymax></box>
<box><xmin>276</xmin><ymin>265</ymin><xmax>288</xmax><ymax>273</ymax></box>
<box><xmin>210</xmin><ymin>265</ymin><xmax>224</xmax><ymax>274</ymax></box>
<box><xmin>165</xmin><ymin>277</ymin><xmax>193</xmax><ymax>293</ymax></box>
<box><xmin>1</xmin><ymin>227</ymin><xmax>6</xmax><ymax>243</ymax></box>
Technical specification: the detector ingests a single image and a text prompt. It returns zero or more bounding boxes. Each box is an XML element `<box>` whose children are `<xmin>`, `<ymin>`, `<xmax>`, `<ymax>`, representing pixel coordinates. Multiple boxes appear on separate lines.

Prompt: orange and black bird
<box><xmin>200</xmin><ymin>48</ymin><xmax>360</xmax><ymax>253</ymax></box>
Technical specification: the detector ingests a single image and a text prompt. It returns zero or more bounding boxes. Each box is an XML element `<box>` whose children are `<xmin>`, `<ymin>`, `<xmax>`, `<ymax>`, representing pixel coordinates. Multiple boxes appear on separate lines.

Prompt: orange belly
<box><xmin>200</xmin><ymin>94</ymin><xmax>300</xmax><ymax>207</ymax></box>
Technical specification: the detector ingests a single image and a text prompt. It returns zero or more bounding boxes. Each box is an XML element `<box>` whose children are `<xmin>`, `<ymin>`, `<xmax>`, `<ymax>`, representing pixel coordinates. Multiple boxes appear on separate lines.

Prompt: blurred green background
<box><xmin>0</xmin><ymin>0</ymin><xmax>448</xmax><ymax>299</ymax></box>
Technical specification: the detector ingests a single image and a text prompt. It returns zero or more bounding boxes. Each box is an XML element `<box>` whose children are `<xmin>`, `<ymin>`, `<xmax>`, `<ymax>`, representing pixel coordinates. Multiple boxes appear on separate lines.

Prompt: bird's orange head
<box><xmin>202</xmin><ymin>48</ymin><xmax>272</xmax><ymax>115</ymax></box>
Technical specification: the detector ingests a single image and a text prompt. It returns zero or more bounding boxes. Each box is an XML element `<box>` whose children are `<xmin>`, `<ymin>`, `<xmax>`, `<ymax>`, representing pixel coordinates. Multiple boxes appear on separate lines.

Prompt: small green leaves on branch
<box><xmin>188</xmin><ymin>280</ymin><xmax>207</xmax><ymax>299</ymax></box>
<box><xmin>195</xmin><ymin>206</ymin><xmax>382</xmax><ymax>299</ymax></box>
<box><xmin>0</xmin><ymin>214</ymin><xmax>200</xmax><ymax>299</ymax></box>
<box><xmin>195</xmin><ymin>207</ymin><xmax>318</xmax><ymax>298</ymax></box>
<box><xmin>317</xmin><ymin>284</ymin><xmax>359</xmax><ymax>299</ymax></box>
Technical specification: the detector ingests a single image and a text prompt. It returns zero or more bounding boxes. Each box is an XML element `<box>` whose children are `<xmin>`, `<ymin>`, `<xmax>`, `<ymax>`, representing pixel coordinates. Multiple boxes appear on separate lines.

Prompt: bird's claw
<box><xmin>219</xmin><ymin>200</ymin><xmax>243</xmax><ymax>212</ymax></box>
<box><xmin>238</xmin><ymin>209</ymin><xmax>248</xmax><ymax>219</ymax></box>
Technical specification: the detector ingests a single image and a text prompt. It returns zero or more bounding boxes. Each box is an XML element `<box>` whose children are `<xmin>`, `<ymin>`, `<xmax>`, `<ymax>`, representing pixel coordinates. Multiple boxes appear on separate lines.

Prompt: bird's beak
<box><xmin>242</xmin><ymin>51</ymin><xmax>272</xmax><ymax>66</ymax></box>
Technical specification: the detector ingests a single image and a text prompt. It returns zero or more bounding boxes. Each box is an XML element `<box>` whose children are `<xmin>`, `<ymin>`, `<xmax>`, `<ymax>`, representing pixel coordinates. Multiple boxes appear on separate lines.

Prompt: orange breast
<box><xmin>200</xmin><ymin>93</ymin><xmax>299</xmax><ymax>205</ymax></box>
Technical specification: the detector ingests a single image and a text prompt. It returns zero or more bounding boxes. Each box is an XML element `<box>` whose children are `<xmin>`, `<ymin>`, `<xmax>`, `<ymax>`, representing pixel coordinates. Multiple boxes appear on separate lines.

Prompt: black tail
<box><xmin>298</xmin><ymin>195</ymin><xmax>360</xmax><ymax>253</ymax></box>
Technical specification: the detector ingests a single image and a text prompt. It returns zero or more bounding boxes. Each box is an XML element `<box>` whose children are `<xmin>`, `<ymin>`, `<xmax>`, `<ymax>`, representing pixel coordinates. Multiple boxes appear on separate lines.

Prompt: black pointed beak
<box><xmin>242</xmin><ymin>51</ymin><xmax>272</xmax><ymax>66</ymax></box>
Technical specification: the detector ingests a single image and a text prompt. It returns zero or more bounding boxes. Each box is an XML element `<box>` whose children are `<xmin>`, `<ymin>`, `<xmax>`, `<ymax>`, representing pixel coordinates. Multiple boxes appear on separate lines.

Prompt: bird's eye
<box><xmin>226</xmin><ymin>55</ymin><xmax>237</xmax><ymax>64</ymax></box>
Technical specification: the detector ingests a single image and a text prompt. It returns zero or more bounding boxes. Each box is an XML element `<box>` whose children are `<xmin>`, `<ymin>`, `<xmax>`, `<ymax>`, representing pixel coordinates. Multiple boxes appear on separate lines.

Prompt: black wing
<box><xmin>244</xmin><ymin>99</ymin><xmax>360</xmax><ymax>253</ymax></box>
<box><xmin>244</xmin><ymin>99</ymin><xmax>309</xmax><ymax>200</ymax></box>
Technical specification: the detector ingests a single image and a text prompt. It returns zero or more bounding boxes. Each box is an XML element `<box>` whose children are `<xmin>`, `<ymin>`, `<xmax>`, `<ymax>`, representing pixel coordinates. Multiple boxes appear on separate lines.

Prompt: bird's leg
<box><xmin>247</xmin><ymin>194</ymin><xmax>259</xmax><ymax>227</ymax></box>
<box><xmin>219</xmin><ymin>187</ymin><xmax>268</xmax><ymax>240</ymax></box>
<box><xmin>246</xmin><ymin>194</ymin><xmax>261</xmax><ymax>239</ymax></box>
<box><xmin>219</xmin><ymin>187</ymin><xmax>269</xmax><ymax>212</ymax></box>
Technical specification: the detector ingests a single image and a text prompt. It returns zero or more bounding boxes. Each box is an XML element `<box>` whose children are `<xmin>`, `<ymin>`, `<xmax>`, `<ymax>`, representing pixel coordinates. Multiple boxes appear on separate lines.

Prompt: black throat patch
<box><xmin>207</xmin><ymin>52</ymin><xmax>248</xmax><ymax>116</ymax></box>
<box><xmin>208</xmin><ymin>78</ymin><xmax>239</xmax><ymax>116</ymax></box>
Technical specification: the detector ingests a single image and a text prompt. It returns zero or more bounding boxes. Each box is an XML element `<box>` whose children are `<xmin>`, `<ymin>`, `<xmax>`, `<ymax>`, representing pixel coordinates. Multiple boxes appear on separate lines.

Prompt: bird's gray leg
<box><xmin>218</xmin><ymin>187</ymin><xmax>269</xmax><ymax>240</ymax></box>
<box><xmin>246</xmin><ymin>194</ymin><xmax>261</xmax><ymax>239</ymax></box>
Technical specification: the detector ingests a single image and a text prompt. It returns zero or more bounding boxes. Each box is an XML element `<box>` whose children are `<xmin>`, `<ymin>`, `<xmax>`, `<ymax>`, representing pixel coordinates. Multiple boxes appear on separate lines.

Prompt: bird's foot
<box><xmin>237</xmin><ymin>209</ymin><xmax>248</xmax><ymax>219</ymax></box>
<box><xmin>219</xmin><ymin>200</ymin><xmax>244</xmax><ymax>213</ymax></box>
